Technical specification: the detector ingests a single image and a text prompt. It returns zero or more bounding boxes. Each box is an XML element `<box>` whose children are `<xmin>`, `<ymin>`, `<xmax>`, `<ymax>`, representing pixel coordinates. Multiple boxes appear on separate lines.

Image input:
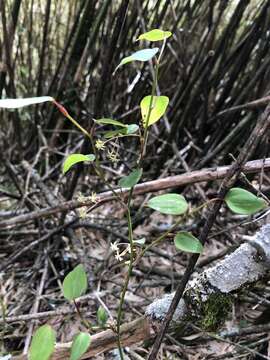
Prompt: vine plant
<box><xmin>0</xmin><ymin>29</ymin><xmax>268</xmax><ymax>360</ymax></box>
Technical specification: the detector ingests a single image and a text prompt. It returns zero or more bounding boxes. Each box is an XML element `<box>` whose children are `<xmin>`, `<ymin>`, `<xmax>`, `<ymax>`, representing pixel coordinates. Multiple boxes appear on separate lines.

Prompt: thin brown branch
<box><xmin>0</xmin><ymin>157</ymin><xmax>269</xmax><ymax>229</ymax></box>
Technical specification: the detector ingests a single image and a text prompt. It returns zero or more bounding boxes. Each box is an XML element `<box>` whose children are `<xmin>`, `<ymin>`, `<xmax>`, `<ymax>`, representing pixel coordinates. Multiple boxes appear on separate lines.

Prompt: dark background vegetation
<box><xmin>1</xmin><ymin>0</ymin><xmax>270</xmax><ymax>359</ymax></box>
<box><xmin>1</xmin><ymin>0</ymin><xmax>269</xmax><ymax>172</ymax></box>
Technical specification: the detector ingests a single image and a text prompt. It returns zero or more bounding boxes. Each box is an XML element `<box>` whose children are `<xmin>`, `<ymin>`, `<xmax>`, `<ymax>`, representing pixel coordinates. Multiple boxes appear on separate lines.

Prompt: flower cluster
<box><xmin>77</xmin><ymin>192</ymin><xmax>100</xmax><ymax>218</ymax></box>
<box><xmin>95</xmin><ymin>139</ymin><xmax>106</xmax><ymax>150</ymax></box>
<box><xmin>110</xmin><ymin>242</ymin><xmax>131</xmax><ymax>262</ymax></box>
<box><xmin>107</xmin><ymin>148</ymin><xmax>119</xmax><ymax>163</ymax></box>
<box><xmin>90</xmin><ymin>191</ymin><xmax>99</xmax><ymax>204</ymax></box>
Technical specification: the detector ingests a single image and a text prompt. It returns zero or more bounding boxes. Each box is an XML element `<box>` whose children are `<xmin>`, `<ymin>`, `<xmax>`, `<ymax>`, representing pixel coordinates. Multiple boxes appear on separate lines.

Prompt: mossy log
<box><xmin>146</xmin><ymin>224</ymin><xmax>270</xmax><ymax>331</ymax></box>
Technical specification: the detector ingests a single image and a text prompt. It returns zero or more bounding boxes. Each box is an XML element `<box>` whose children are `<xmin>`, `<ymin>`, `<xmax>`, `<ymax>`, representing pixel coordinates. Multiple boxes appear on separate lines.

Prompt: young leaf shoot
<box><xmin>97</xmin><ymin>306</ymin><xmax>108</xmax><ymax>327</ymax></box>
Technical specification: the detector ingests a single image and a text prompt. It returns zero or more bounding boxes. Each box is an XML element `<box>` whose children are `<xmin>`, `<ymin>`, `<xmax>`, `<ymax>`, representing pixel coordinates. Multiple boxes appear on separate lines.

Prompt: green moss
<box><xmin>198</xmin><ymin>293</ymin><xmax>232</xmax><ymax>331</ymax></box>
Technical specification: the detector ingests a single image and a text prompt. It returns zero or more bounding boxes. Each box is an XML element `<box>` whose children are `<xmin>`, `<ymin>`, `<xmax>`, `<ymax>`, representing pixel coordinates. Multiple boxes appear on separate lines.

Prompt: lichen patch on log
<box><xmin>145</xmin><ymin>224</ymin><xmax>270</xmax><ymax>331</ymax></box>
<box><xmin>204</xmin><ymin>243</ymin><xmax>265</xmax><ymax>293</ymax></box>
<box><xmin>251</xmin><ymin>223</ymin><xmax>270</xmax><ymax>261</ymax></box>
<box><xmin>145</xmin><ymin>296</ymin><xmax>187</xmax><ymax>322</ymax></box>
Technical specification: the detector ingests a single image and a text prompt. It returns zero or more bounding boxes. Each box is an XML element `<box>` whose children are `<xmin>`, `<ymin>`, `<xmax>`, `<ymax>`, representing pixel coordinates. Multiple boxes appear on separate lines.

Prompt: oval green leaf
<box><xmin>114</xmin><ymin>48</ymin><xmax>159</xmax><ymax>72</ymax></box>
<box><xmin>70</xmin><ymin>332</ymin><xmax>91</xmax><ymax>360</ymax></box>
<box><xmin>140</xmin><ymin>95</ymin><xmax>169</xmax><ymax>127</ymax></box>
<box><xmin>119</xmin><ymin>168</ymin><xmax>142</xmax><ymax>189</ymax></box>
<box><xmin>225</xmin><ymin>187</ymin><xmax>267</xmax><ymax>215</ymax></box>
<box><xmin>97</xmin><ymin>306</ymin><xmax>108</xmax><ymax>326</ymax></box>
<box><xmin>63</xmin><ymin>154</ymin><xmax>95</xmax><ymax>174</ymax></box>
<box><xmin>174</xmin><ymin>232</ymin><xmax>203</xmax><ymax>253</ymax></box>
<box><xmin>29</xmin><ymin>325</ymin><xmax>56</xmax><ymax>360</ymax></box>
<box><xmin>0</xmin><ymin>96</ymin><xmax>54</xmax><ymax>109</ymax></box>
<box><xmin>147</xmin><ymin>193</ymin><xmax>188</xmax><ymax>215</ymax></box>
<box><xmin>138</xmin><ymin>29</ymin><xmax>172</xmax><ymax>42</ymax></box>
<box><xmin>95</xmin><ymin>118</ymin><xmax>126</xmax><ymax>128</ymax></box>
<box><xmin>63</xmin><ymin>264</ymin><xmax>88</xmax><ymax>301</ymax></box>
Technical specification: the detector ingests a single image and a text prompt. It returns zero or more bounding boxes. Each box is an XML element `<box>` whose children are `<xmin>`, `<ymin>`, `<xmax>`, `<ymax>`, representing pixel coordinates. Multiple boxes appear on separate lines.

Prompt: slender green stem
<box><xmin>73</xmin><ymin>299</ymin><xmax>91</xmax><ymax>330</ymax></box>
<box><xmin>116</xmin><ymin>189</ymin><xmax>134</xmax><ymax>360</ymax></box>
<box><xmin>140</xmin><ymin>62</ymin><xmax>159</xmax><ymax>164</ymax></box>
<box><xmin>115</xmin><ymin>42</ymin><xmax>167</xmax><ymax>358</ymax></box>
<box><xmin>140</xmin><ymin>39</ymin><xmax>167</xmax><ymax>164</ymax></box>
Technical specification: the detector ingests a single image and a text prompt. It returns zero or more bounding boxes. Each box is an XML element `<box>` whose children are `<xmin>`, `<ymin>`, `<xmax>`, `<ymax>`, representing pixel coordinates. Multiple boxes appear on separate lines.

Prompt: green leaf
<box><xmin>225</xmin><ymin>187</ymin><xmax>267</xmax><ymax>215</ymax></box>
<box><xmin>29</xmin><ymin>325</ymin><xmax>56</xmax><ymax>360</ymax></box>
<box><xmin>0</xmin><ymin>96</ymin><xmax>54</xmax><ymax>109</ymax></box>
<box><xmin>63</xmin><ymin>154</ymin><xmax>95</xmax><ymax>174</ymax></box>
<box><xmin>103</xmin><ymin>130</ymin><xmax>124</xmax><ymax>139</ymax></box>
<box><xmin>97</xmin><ymin>306</ymin><xmax>108</xmax><ymax>326</ymax></box>
<box><xmin>174</xmin><ymin>232</ymin><xmax>203</xmax><ymax>253</ymax></box>
<box><xmin>140</xmin><ymin>95</ymin><xmax>169</xmax><ymax>127</ymax></box>
<box><xmin>125</xmin><ymin>124</ymin><xmax>139</xmax><ymax>134</ymax></box>
<box><xmin>95</xmin><ymin>118</ymin><xmax>126</xmax><ymax>128</ymax></box>
<box><xmin>70</xmin><ymin>332</ymin><xmax>91</xmax><ymax>360</ymax></box>
<box><xmin>103</xmin><ymin>124</ymin><xmax>139</xmax><ymax>138</ymax></box>
<box><xmin>119</xmin><ymin>168</ymin><xmax>143</xmax><ymax>189</ymax></box>
<box><xmin>147</xmin><ymin>193</ymin><xmax>188</xmax><ymax>215</ymax></box>
<box><xmin>138</xmin><ymin>29</ymin><xmax>172</xmax><ymax>42</ymax></box>
<box><xmin>63</xmin><ymin>264</ymin><xmax>88</xmax><ymax>301</ymax></box>
<box><xmin>115</xmin><ymin>48</ymin><xmax>159</xmax><ymax>72</ymax></box>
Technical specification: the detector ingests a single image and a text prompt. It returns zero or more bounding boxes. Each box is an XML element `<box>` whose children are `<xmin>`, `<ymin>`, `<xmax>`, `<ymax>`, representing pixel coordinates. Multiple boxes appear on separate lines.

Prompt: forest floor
<box><xmin>1</xmin><ymin>170</ymin><xmax>270</xmax><ymax>359</ymax></box>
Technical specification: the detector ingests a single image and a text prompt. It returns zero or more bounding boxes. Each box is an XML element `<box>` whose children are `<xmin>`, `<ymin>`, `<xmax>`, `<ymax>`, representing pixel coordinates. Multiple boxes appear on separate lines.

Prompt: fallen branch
<box><xmin>146</xmin><ymin>224</ymin><xmax>270</xmax><ymax>325</ymax></box>
<box><xmin>13</xmin><ymin>317</ymin><xmax>150</xmax><ymax>360</ymax></box>
<box><xmin>12</xmin><ymin>224</ymin><xmax>270</xmax><ymax>359</ymax></box>
<box><xmin>1</xmin><ymin>157</ymin><xmax>269</xmax><ymax>229</ymax></box>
